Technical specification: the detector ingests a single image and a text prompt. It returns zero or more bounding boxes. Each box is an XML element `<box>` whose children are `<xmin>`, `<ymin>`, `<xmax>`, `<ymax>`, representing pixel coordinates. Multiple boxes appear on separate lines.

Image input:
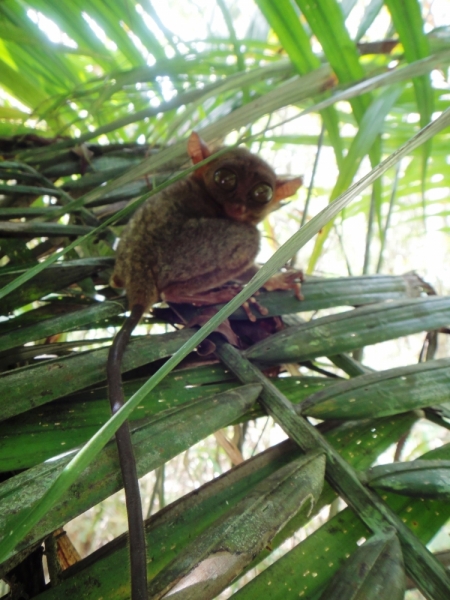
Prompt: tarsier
<box><xmin>108</xmin><ymin>132</ymin><xmax>303</xmax><ymax>599</ymax></box>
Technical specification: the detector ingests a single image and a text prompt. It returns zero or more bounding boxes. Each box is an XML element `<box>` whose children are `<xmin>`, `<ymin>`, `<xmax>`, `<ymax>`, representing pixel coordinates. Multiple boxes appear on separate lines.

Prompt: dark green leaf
<box><xmin>148</xmin><ymin>450</ymin><xmax>325</xmax><ymax>599</ymax></box>
<box><xmin>0</xmin><ymin>384</ymin><xmax>261</xmax><ymax>567</ymax></box>
<box><xmin>0</xmin><ymin>329</ymin><xmax>193</xmax><ymax>421</ymax></box>
<box><xmin>367</xmin><ymin>459</ymin><xmax>450</xmax><ymax>500</ymax></box>
<box><xmin>318</xmin><ymin>532</ymin><xmax>405</xmax><ymax>600</ymax></box>
<box><xmin>0</xmin><ymin>258</ymin><xmax>113</xmax><ymax>314</ymax></box>
<box><xmin>299</xmin><ymin>358</ymin><xmax>450</xmax><ymax>420</ymax></box>
<box><xmin>245</xmin><ymin>297</ymin><xmax>450</xmax><ymax>364</ymax></box>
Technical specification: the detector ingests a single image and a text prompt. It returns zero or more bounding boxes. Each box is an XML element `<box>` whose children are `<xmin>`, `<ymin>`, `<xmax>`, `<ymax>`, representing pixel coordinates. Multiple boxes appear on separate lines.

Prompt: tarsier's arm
<box><xmin>108</xmin><ymin>132</ymin><xmax>302</xmax><ymax>599</ymax></box>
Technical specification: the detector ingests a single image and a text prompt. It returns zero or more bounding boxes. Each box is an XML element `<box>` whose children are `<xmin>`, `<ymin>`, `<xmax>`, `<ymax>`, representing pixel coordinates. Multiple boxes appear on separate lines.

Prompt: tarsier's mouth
<box><xmin>225</xmin><ymin>204</ymin><xmax>247</xmax><ymax>220</ymax></box>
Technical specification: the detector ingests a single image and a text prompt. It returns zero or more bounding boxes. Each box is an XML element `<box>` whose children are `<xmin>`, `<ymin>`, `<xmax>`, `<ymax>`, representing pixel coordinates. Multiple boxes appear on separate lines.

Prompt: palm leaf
<box><xmin>0</xmin><ymin>2</ymin><xmax>450</xmax><ymax>598</ymax></box>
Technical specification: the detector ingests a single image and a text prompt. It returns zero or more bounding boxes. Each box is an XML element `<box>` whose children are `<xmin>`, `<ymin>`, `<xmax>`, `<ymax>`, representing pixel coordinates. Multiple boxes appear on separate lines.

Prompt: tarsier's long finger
<box><xmin>250</xmin><ymin>295</ymin><xmax>270</xmax><ymax>316</ymax></box>
<box><xmin>262</xmin><ymin>269</ymin><xmax>304</xmax><ymax>301</ymax></box>
<box><xmin>241</xmin><ymin>300</ymin><xmax>257</xmax><ymax>322</ymax></box>
<box><xmin>293</xmin><ymin>281</ymin><xmax>304</xmax><ymax>301</ymax></box>
<box><xmin>240</xmin><ymin>296</ymin><xmax>270</xmax><ymax>321</ymax></box>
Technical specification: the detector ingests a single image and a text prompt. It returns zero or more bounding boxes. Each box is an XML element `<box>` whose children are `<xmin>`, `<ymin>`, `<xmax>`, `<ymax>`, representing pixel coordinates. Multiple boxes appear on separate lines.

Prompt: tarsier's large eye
<box><xmin>250</xmin><ymin>183</ymin><xmax>273</xmax><ymax>204</ymax></box>
<box><xmin>214</xmin><ymin>168</ymin><xmax>237</xmax><ymax>191</ymax></box>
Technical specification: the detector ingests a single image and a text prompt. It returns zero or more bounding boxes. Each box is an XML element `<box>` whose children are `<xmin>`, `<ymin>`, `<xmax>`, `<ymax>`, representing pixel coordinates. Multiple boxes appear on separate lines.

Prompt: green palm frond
<box><xmin>1</xmin><ymin>1</ymin><xmax>450</xmax><ymax>598</ymax></box>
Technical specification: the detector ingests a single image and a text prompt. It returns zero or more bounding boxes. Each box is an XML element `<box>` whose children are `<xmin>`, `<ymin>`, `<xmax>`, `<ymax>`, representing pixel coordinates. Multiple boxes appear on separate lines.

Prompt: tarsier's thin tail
<box><xmin>107</xmin><ymin>303</ymin><xmax>148</xmax><ymax>600</ymax></box>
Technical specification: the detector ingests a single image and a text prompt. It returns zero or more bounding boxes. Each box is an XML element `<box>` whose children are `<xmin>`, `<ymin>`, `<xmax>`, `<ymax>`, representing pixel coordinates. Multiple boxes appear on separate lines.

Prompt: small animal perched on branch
<box><xmin>108</xmin><ymin>132</ymin><xmax>303</xmax><ymax>599</ymax></box>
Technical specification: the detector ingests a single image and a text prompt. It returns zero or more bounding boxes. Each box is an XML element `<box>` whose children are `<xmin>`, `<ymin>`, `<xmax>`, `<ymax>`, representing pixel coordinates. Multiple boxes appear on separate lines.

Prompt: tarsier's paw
<box><xmin>163</xmin><ymin>271</ymin><xmax>304</xmax><ymax>323</ymax></box>
<box><xmin>185</xmin><ymin>286</ymin><xmax>266</xmax><ymax>323</ymax></box>
<box><xmin>242</xmin><ymin>269</ymin><xmax>304</xmax><ymax>320</ymax></box>
<box><xmin>262</xmin><ymin>269</ymin><xmax>304</xmax><ymax>301</ymax></box>
<box><xmin>241</xmin><ymin>295</ymin><xmax>269</xmax><ymax>322</ymax></box>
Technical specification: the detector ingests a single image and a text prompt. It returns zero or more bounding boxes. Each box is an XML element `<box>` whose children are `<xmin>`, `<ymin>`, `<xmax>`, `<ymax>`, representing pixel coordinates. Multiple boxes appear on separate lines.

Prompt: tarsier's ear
<box><xmin>274</xmin><ymin>176</ymin><xmax>303</xmax><ymax>202</ymax></box>
<box><xmin>187</xmin><ymin>132</ymin><xmax>212</xmax><ymax>165</ymax></box>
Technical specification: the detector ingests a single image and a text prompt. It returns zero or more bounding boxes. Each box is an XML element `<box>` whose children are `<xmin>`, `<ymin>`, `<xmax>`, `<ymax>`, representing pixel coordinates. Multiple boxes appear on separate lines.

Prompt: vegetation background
<box><xmin>0</xmin><ymin>0</ymin><xmax>450</xmax><ymax>598</ymax></box>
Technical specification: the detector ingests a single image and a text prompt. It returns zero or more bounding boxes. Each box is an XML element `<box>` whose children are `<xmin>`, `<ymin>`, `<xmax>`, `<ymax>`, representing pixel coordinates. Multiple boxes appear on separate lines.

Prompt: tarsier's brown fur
<box><xmin>112</xmin><ymin>132</ymin><xmax>302</xmax><ymax>312</ymax></box>
<box><xmin>108</xmin><ymin>133</ymin><xmax>302</xmax><ymax>599</ymax></box>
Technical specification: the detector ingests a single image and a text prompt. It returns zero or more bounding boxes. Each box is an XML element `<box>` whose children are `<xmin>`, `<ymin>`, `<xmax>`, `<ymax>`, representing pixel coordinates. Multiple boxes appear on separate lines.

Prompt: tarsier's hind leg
<box><xmin>159</xmin><ymin>218</ymin><xmax>259</xmax><ymax>303</ymax></box>
<box><xmin>159</xmin><ymin>219</ymin><xmax>303</xmax><ymax>320</ymax></box>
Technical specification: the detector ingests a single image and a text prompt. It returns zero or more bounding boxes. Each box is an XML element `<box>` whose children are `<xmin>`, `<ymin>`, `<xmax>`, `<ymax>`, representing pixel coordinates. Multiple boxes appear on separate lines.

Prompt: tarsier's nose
<box><xmin>225</xmin><ymin>203</ymin><xmax>247</xmax><ymax>220</ymax></box>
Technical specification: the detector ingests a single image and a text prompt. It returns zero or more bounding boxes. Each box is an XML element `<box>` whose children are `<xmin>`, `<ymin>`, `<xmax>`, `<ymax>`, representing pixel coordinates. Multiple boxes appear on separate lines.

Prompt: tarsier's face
<box><xmin>203</xmin><ymin>148</ymin><xmax>277</xmax><ymax>223</ymax></box>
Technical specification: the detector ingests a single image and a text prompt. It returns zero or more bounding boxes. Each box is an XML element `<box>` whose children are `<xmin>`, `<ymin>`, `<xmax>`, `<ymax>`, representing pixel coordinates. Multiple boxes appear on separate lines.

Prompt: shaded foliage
<box><xmin>0</xmin><ymin>1</ymin><xmax>450</xmax><ymax>599</ymax></box>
